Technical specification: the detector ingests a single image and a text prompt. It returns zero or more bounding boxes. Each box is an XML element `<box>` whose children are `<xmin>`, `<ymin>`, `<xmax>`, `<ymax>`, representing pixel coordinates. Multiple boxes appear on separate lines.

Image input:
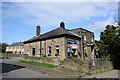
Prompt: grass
<box><xmin>0</xmin><ymin>56</ymin><xmax>4</xmax><ymax>59</ymax></box>
<box><xmin>60</xmin><ymin>60</ymin><xmax>64</xmax><ymax>65</ymax></box>
<box><xmin>19</xmin><ymin>60</ymin><xmax>57</xmax><ymax>68</ymax></box>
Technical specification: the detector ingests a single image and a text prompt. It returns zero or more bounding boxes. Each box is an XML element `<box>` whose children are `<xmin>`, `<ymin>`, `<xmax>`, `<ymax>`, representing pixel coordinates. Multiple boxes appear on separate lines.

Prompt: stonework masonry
<box><xmin>64</xmin><ymin>58</ymin><xmax>113</xmax><ymax>73</ymax></box>
<box><xmin>24</xmin><ymin>37</ymin><xmax>66</xmax><ymax>60</ymax></box>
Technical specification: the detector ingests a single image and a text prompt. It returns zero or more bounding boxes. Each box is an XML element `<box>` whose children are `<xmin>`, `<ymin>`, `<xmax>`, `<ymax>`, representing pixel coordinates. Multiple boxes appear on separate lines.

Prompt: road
<box><xmin>0</xmin><ymin>57</ymin><xmax>48</xmax><ymax>78</ymax></box>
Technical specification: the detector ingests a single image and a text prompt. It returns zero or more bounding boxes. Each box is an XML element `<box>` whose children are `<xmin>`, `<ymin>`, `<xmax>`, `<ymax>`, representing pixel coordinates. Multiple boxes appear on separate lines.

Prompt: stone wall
<box><xmin>64</xmin><ymin>58</ymin><xmax>113</xmax><ymax>73</ymax></box>
<box><xmin>24</xmin><ymin>37</ymin><xmax>66</xmax><ymax>60</ymax></box>
<box><xmin>23</xmin><ymin>56</ymin><xmax>60</xmax><ymax>66</ymax></box>
<box><xmin>1</xmin><ymin>53</ymin><xmax>22</xmax><ymax>58</ymax></box>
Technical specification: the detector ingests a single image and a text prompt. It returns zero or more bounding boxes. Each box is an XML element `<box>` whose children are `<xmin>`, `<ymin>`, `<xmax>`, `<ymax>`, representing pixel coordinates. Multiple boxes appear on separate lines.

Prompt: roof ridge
<box><xmin>60</xmin><ymin>27</ymin><xmax>67</xmax><ymax>33</ymax></box>
<box><xmin>68</xmin><ymin>31</ymin><xmax>81</xmax><ymax>38</ymax></box>
<box><xmin>41</xmin><ymin>27</ymin><xmax>61</xmax><ymax>36</ymax></box>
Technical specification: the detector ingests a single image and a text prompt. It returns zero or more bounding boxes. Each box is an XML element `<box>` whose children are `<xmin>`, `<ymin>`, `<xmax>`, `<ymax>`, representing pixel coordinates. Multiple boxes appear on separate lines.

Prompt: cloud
<box><xmin>88</xmin><ymin>17</ymin><xmax>117</xmax><ymax>40</ymax></box>
<box><xmin>94</xmin><ymin>17</ymin><xmax>114</xmax><ymax>33</ymax></box>
<box><xmin>2</xmin><ymin>2</ymin><xmax>118</xmax><ymax>40</ymax></box>
<box><xmin>2</xmin><ymin>0</ymin><xmax>119</xmax><ymax>2</ymax></box>
<box><xmin>2</xmin><ymin>2</ymin><xmax>117</xmax><ymax>27</ymax></box>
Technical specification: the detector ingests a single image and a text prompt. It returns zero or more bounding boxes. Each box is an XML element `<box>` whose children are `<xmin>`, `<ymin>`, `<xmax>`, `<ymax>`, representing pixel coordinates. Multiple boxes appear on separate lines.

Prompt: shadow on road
<box><xmin>1</xmin><ymin>63</ymin><xmax>25</xmax><ymax>73</ymax></box>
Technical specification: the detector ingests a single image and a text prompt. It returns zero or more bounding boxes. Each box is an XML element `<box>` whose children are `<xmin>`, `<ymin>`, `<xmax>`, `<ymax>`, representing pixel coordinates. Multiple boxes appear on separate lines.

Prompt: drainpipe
<box><xmin>81</xmin><ymin>32</ymin><xmax>84</xmax><ymax>59</ymax></box>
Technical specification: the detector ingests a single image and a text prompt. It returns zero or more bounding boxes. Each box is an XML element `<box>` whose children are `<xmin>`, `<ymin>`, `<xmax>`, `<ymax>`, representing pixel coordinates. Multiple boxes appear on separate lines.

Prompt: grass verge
<box><xmin>19</xmin><ymin>60</ymin><xmax>57</xmax><ymax>68</ymax></box>
<box><xmin>0</xmin><ymin>56</ymin><xmax>4</xmax><ymax>59</ymax></box>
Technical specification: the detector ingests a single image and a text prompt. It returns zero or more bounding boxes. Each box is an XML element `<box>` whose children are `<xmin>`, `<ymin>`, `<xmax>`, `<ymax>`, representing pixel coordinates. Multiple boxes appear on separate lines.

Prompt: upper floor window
<box><xmin>91</xmin><ymin>37</ymin><xmax>94</xmax><ymax>42</ymax></box>
<box><xmin>84</xmin><ymin>35</ymin><xmax>87</xmax><ymax>41</ymax></box>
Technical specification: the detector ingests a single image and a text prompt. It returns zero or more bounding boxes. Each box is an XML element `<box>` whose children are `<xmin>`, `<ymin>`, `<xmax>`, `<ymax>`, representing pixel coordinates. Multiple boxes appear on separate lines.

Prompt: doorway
<box><xmin>32</xmin><ymin>48</ymin><xmax>35</xmax><ymax>56</ymax></box>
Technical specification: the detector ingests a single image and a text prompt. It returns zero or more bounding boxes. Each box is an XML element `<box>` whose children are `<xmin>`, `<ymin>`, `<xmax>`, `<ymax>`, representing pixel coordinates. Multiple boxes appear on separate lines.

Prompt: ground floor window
<box><xmin>67</xmin><ymin>47</ymin><xmax>71</xmax><ymax>56</ymax></box>
<box><xmin>71</xmin><ymin>49</ymin><xmax>78</xmax><ymax>57</ymax></box>
<box><xmin>48</xmin><ymin>46</ymin><xmax>51</xmax><ymax>56</ymax></box>
<box><xmin>15</xmin><ymin>51</ymin><xmax>17</xmax><ymax>54</ymax></box>
<box><xmin>67</xmin><ymin>47</ymin><xmax>78</xmax><ymax>57</ymax></box>
<box><xmin>55</xmin><ymin>45</ymin><xmax>59</xmax><ymax>56</ymax></box>
<box><xmin>84</xmin><ymin>49</ymin><xmax>88</xmax><ymax>57</ymax></box>
<box><xmin>40</xmin><ymin>49</ymin><xmax>41</xmax><ymax>54</ymax></box>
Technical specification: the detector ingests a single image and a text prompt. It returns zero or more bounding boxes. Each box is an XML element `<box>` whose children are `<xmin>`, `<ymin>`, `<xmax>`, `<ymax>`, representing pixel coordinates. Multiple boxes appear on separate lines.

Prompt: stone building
<box><xmin>6</xmin><ymin>42</ymin><xmax>24</xmax><ymax>54</ymax></box>
<box><xmin>69</xmin><ymin>28</ymin><xmax>95</xmax><ymax>59</ymax></box>
<box><xmin>23</xmin><ymin>22</ymin><xmax>96</xmax><ymax>60</ymax></box>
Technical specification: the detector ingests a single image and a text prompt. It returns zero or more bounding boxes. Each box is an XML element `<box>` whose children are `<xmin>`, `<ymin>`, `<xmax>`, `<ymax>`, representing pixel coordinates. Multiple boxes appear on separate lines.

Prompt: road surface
<box><xmin>0</xmin><ymin>57</ymin><xmax>48</xmax><ymax>78</ymax></box>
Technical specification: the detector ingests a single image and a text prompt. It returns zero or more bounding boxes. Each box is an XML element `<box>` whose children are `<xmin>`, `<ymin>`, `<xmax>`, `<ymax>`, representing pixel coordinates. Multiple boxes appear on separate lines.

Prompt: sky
<box><xmin>1</xmin><ymin>1</ymin><xmax>118</xmax><ymax>44</ymax></box>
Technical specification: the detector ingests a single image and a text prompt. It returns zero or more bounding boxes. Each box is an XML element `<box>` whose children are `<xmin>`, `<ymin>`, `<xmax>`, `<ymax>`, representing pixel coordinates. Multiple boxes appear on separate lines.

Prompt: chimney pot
<box><xmin>60</xmin><ymin>22</ymin><xmax>65</xmax><ymax>28</ymax></box>
<box><xmin>36</xmin><ymin>25</ymin><xmax>40</xmax><ymax>37</ymax></box>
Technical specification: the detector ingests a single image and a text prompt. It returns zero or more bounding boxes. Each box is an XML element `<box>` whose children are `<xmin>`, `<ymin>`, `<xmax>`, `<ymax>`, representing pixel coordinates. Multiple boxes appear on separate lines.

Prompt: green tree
<box><xmin>0</xmin><ymin>43</ymin><xmax>9</xmax><ymax>53</ymax></box>
<box><xmin>97</xmin><ymin>24</ymin><xmax>120</xmax><ymax>69</ymax></box>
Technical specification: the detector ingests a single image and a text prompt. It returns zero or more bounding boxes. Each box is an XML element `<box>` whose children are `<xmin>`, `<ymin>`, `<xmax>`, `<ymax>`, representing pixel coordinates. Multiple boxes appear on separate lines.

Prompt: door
<box><xmin>32</xmin><ymin>48</ymin><xmax>35</xmax><ymax>56</ymax></box>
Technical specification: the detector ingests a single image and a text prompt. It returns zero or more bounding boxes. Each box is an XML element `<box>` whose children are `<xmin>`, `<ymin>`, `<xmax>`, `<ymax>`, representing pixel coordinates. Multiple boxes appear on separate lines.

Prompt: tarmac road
<box><xmin>0</xmin><ymin>57</ymin><xmax>48</xmax><ymax>78</ymax></box>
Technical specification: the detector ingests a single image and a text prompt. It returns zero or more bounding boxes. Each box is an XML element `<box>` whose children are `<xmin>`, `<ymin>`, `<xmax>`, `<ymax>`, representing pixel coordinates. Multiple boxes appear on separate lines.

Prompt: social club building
<box><xmin>23</xmin><ymin>22</ymin><xmax>96</xmax><ymax>60</ymax></box>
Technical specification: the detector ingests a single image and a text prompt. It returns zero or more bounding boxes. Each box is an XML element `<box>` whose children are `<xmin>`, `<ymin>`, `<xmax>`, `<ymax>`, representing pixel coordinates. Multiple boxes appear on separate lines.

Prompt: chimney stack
<box><xmin>36</xmin><ymin>25</ymin><xmax>40</xmax><ymax>37</ymax></box>
<box><xmin>60</xmin><ymin>22</ymin><xmax>65</xmax><ymax>28</ymax></box>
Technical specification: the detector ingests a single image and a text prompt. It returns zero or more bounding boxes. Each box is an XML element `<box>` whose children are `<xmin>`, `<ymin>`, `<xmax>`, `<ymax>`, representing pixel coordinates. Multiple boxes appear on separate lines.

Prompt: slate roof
<box><xmin>24</xmin><ymin>27</ymin><xmax>81</xmax><ymax>43</ymax></box>
<box><xmin>9</xmin><ymin>42</ymin><xmax>24</xmax><ymax>46</ymax></box>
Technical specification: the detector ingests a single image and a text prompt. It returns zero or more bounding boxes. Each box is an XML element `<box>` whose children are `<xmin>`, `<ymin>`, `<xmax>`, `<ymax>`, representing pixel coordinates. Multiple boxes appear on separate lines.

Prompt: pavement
<box><xmin>83</xmin><ymin>69</ymin><xmax>120</xmax><ymax>78</ymax></box>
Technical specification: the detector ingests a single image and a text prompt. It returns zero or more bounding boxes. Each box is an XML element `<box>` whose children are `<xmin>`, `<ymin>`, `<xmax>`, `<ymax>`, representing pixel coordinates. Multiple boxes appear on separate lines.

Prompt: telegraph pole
<box><xmin>114</xmin><ymin>17</ymin><xmax>120</xmax><ymax>26</ymax></box>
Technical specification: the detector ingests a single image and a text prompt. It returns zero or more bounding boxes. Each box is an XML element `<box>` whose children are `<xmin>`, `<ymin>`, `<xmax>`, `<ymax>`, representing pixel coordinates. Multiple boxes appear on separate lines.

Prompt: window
<box><xmin>41</xmin><ymin>48</ymin><xmax>44</xmax><ymax>54</ymax></box>
<box><xmin>40</xmin><ymin>48</ymin><xmax>44</xmax><ymax>55</ymax></box>
<box><xmin>55</xmin><ymin>45</ymin><xmax>59</xmax><ymax>56</ymax></box>
<box><xmin>84</xmin><ymin>35</ymin><xmax>87</xmax><ymax>41</ymax></box>
<box><xmin>40</xmin><ymin>49</ymin><xmax>41</xmax><ymax>54</ymax></box>
<box><xmin>91</xmin><ymin>37</ymin><xmax>94</xmax><ymax>42</ymax></box>
<box><xmin>48</xmin><ymin>46</ymin><xmax>51</xmax><ymax>56</ymax></box>
<box><xmin>67</xmin><ymin>47</ymin><xmax>71</xmax><ymax>56</ymax></box>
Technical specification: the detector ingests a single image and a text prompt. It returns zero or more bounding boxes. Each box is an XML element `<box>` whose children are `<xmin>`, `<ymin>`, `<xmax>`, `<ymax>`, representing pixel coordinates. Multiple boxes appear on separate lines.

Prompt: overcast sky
<box><xmin>1</xmin><ymin>1</ymin><xmax>118</xmax><ymax>44</ymax></box>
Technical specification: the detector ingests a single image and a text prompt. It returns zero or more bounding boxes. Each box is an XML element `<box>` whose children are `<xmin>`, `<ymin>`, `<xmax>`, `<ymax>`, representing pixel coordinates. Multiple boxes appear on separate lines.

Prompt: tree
<box><xmin>97</xmin><ymin>24</ymin><xmax>120</xmax><ymax>69</ymax></box>
<box><xmin>0</xmin><ymin>43</ymin><xmax>9</xmax><ymax>53</ymax></box>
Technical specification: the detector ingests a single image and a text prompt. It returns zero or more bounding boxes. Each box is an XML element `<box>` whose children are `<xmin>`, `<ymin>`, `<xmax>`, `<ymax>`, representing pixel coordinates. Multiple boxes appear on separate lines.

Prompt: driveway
<box><xmin>0</xmin><ymin>57</ymin><xmax>48</xmax><ymax>78</ymax></box>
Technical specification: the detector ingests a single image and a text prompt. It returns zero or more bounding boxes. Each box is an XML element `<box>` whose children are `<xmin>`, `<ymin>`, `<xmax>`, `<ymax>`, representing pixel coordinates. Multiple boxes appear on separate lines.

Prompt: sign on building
<box><xmin>67</xmin><ymin>40</ymin><xmax>80</xmax><ymax>45</ymax></box>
